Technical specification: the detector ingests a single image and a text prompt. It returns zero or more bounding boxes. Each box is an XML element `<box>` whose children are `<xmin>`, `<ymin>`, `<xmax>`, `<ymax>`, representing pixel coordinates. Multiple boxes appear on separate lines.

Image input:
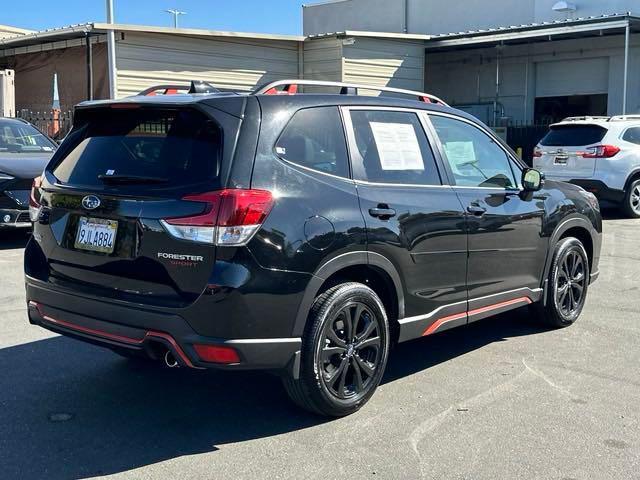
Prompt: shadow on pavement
<box><xmin>600</xmin><ymin>206</ymin><xmax>632</xmax><ymax>221</ymax></box>
<box><xmin>0</xmin><ymin>308</ymin><xmax>548</xmax><ymax>479</ymax></box>
<box><xmin>0</xmin><ymin>229</ymin><xmax>30</xmax><ymax>250</ymax></box>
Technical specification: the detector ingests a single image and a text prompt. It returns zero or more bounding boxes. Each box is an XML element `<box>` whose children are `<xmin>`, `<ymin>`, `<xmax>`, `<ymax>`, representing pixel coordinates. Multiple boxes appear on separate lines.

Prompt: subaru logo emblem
<box><xmin>81</xmin><ymin>195</ymin><xmax>101</xmax><ymax>210</ymax></box>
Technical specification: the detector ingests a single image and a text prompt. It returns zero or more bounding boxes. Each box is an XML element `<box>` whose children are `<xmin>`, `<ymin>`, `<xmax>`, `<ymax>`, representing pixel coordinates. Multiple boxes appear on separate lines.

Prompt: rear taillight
<box><xmin>582</xmin><ymin>145</ymin><xmax>620</xmax><ymax>158</ymax></box>
<box><xmin>533</xmin><ymin>146</ymin><xmax>543</xmax><ymax>158</ymax></box>
<box><xmin>29</xmin><ymin>176</ymin><xmax>42</xmax><ymax>222</ymax></box>
<box><xmin>161</xmin><ymin>189</ymin><xmax>274</xmax><ymax>246</ymax></box>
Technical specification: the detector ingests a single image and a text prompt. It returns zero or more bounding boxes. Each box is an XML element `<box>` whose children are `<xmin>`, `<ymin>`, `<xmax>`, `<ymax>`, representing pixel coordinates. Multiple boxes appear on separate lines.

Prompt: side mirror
<box><xmin>522</xmin><ymin>168</ymin><xmax>543</xmax><ymax>192</ymax></box>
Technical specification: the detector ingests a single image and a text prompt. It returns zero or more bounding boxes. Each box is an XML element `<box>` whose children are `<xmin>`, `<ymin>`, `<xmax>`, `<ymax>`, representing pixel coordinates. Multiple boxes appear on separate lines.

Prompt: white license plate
<box><xmin>554</xmin><ymin>156</ymin><xmax>569</xmax><ymax>165</ymax></box>
<box><xmin>74</xmin><ymin>217</ymin><xmax>118</xmax><ymax>254</ymax></box>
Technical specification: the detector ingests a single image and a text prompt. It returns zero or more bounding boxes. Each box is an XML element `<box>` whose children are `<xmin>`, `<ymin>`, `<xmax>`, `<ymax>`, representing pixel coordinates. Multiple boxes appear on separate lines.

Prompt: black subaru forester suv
<box><xmin>25</xmin><ymin>80</ymin><xmax>602</xmax><ymax>417</ymax></box>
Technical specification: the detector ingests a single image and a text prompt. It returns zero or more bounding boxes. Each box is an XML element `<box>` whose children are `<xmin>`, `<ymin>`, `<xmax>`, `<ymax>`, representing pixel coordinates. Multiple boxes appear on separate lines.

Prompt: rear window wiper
<box><xmin>98</xmin><ymin>174</ymin><xmax>169</xmax><ymax>185</ymax></box>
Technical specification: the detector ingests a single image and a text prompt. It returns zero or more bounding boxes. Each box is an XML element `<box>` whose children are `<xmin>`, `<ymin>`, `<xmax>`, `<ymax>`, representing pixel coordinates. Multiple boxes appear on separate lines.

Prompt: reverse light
<box><xmin>161</xmin><ymin>189</ymin><xmax>274</xmax><ymax>246</ymax></box>
<box><xmin>582</xmin><ymin>145</ymin><xmax>620</xmax><ymax>158</ymax></box>
<box><xmin>29</xmin><ymin>176</ymin><xmax>42</xmax><ymax>222</ymax></box>
<box><xmin>193</xmin><ymin>344</ymin><xmax>240</xmax><ymax>364</ymax></box>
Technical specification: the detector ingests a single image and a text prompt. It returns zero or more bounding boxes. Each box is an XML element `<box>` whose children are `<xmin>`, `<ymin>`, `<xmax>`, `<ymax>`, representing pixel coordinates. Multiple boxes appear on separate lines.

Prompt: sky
<box><xmin>1</xmin><ymin>0</ymin><xmax>306</xmax><ymax>35</ymax></box>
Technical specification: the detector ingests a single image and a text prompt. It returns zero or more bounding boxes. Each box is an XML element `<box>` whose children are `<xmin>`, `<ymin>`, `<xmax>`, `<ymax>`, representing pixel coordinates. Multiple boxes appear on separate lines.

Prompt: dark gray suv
<box><xmin>25</xmin><ymin>80</ymin><xmax>602</xmax><ymax>416</ymax></box>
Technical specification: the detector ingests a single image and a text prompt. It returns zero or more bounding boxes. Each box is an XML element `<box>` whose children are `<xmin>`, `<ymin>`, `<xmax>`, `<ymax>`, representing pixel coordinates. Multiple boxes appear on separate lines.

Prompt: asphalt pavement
<box><xmin>0</xmin><ymin>210</ymin><xmax>638</xmax><ymax>479</ymax></box>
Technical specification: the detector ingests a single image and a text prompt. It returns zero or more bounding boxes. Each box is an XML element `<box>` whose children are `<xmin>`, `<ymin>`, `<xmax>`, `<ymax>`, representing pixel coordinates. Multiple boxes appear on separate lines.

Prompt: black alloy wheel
<box><xmin>532</xmin><ymin>237</ymin><xmax>590</xmax><ymax>327</ymax></box>
<box><xmin>318</xmin><ymin>301</ymin><xmax>383</xmax><ymax>400</ymax></box>
<box><xmin>554</xmin><ymin>248</ymin><xmax>587</xmax><ymax>317</ymax></box>
<box><xmin>283</xmin><ymin>282</ymin><xmax>390</xmax><ymax>417</ymax></box>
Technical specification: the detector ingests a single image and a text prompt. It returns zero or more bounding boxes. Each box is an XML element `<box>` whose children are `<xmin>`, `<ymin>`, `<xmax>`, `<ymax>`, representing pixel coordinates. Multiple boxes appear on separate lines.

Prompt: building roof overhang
<box><xmin>426</xmin><ymin>13</ymin><xmax>640</xmax><ymax>51</ymax></box>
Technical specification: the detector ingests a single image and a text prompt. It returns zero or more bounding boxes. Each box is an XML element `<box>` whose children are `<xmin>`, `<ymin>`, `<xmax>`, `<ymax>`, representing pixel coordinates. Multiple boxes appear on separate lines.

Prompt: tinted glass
<box><xmin>540</xmin><ymin>125</ymin><xmax>607</xmax><ymax>146</ymax></box>
<box><xmin>349</xmin><ymin>110</ymin><xmax>441</xmax><ymax>186</ymax></box>
<box><xmin>622</xmin><ymin>127</ymin><xmax>640</xmax><ymax>145</ymax></box>
<box><xmin>275</xmin><ymin>107</ymin><xmax>349</xmax><ymax>177</ymax></box>
<box><xmin>0</xmin><ymin>120</ymin><xmax>56</xmax><ymax>153</ymax></box>
<box><xmin>51</xmin><ymin>108</ymin><xmax>222</xmax><ymax>190</ymax></box>
<box><xmin>430</xmin><ymin>115</ymin><xmax>518</xmax><ymax>189</ymax></box>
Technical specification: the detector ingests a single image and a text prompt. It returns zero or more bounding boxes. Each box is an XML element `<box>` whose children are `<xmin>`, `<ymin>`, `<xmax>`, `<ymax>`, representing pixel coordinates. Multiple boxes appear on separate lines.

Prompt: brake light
<box><xmin>582</xmin><ymin>145</ymin><xmax>620</xmax><ymax>158</ymax></box>
<box><xmin>193</xmin><ymin>344</ymin><xmax>240</xmax><ymax>364</ymax></box>
<box><xmin>29</xmin><ymin>176</ymin><xmax>42</xmax><ymax>222</ymax></box>
<box><xmin>533</xmin><ymin>146</ymin><xmax>543</xmax><ymax>158</ymax></box>
<box><xmin>161</xmin><ymin>189</ymin><xmax>274</xmax><ymax>246</ymax></box>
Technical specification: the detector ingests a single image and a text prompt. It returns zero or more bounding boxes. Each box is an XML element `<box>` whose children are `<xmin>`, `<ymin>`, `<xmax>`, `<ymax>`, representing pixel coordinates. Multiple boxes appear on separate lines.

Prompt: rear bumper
<box><xmin>0</xmin><ymin>208</ymin><xmax>31</xmax><ymax>228</ymax></box>
<box><xmin>26</xmin><ymin>277</ymin><xmax>301</xmax><ymax>372</ymax></box>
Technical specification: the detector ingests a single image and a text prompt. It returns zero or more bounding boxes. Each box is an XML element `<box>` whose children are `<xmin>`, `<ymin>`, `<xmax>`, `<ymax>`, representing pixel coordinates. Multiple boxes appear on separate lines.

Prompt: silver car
<box><xmin>534</xmin><ymin>115</ymin><xmax>640</xmax><ymax>218</ymax></box>
<box><xmin>0</xmin><ymin>118</ymin><xmax>56</xmax><ymax>228</ymax></box>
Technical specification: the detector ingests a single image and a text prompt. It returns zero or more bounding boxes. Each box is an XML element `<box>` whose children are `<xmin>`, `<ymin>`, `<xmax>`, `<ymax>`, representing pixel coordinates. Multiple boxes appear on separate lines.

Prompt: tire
<box><xmin>283</xmin><ymin>282</ymin><xmax>390</xmax><ymax>417</ymax></box>
<box><xmin>532</xmin><ymin>237</ymin><xmax>590</xmax><ymax>328</ymax></box>
<box><xmin>622</xmin><ymin>178</ymin><xmax>640</xmax><ymax>218</ymax></box>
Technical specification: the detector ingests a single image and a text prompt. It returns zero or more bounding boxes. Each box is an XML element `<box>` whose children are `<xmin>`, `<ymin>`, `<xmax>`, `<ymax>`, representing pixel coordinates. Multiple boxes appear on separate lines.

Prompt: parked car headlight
<box><xmin>0</xmin><ymin>172</ymin><xmax>14</xmax><ymax>181</ymax></box>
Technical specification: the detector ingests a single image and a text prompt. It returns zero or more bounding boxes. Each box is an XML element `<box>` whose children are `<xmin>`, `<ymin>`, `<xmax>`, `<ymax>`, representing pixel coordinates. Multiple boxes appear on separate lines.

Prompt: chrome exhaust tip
<box><xmin>164</xmin><ymin>350</ymin><xmax>179</xmax><ymax>368</ymax></box>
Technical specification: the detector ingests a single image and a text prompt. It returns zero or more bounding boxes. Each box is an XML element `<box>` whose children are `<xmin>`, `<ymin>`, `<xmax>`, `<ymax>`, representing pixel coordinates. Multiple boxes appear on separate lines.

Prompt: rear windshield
<box><xmin>51</xmin><ymin>108</ymin><xmax>222</xmax><ymax>191</ymax></box>
<box><xmin>540</xmin><ymin>124</ymin><xmax>607</xmax><ymax>147</ymax></box>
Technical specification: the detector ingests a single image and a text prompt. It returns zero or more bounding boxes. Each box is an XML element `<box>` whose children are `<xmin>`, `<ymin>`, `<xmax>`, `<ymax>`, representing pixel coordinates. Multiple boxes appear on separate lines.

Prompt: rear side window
<box><xmin>622</xmin><ymin>127</ymin><xmax>640</xmax><ymax>145</ymax></box>
<box><xmin>540</xmin><ymin>125</ymin><xmax>607</xmax><ymax>146</ymax></box>
<box><xmin>51</xmin><ymin>108</ymin><xmax>222</xmax><ymax>190</ymax></box>
<box><xmin>348</xmin><ymin>110</ymin><xmax>441</xmax><ymax>186</ymax></box>
<box><xmin>275</xmin><ymin>107</ymin><xmax>349</xmax><ymax>178</ymax></box>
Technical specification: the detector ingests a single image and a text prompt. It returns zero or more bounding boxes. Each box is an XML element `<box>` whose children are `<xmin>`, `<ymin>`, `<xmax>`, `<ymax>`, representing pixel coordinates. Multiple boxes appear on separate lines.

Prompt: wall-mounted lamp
<box><xmin>552</xmin><ymin>1</ymin><xmax>577</xmax><ymax>13</ymax></box>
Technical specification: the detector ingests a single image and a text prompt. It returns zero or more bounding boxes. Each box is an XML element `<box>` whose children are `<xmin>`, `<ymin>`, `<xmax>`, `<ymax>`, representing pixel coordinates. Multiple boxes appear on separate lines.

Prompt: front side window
<box><xmin>348</xmin><ymin>110</ymin><xmax>441</xmax><ymax>186</ymax></box>
<box><xmin>275</xmin><ymin>107</ymin><xmax>349</xmax><ymax>178</ymax></box>
<box><xmin>430</xmin><ymin>115</ymin><xmax>518</xmax><ymax>189</ymax></box>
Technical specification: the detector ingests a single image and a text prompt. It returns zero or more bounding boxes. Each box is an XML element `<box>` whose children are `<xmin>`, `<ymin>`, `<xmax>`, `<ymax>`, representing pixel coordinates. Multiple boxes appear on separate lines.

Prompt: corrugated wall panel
<box><xmin>342</xmin><ymin>37</ymin><xmax>424</xmax><ymax>94</ymax></box>
<box><xmin>303</xmin><ymin>37</ymin><xmax>343</xmax><ymax>81</ymax></box>
<box><xmin>115</xmin><ymin>32</ymin><xmax>300</xmax><ymax>97</ymax></box>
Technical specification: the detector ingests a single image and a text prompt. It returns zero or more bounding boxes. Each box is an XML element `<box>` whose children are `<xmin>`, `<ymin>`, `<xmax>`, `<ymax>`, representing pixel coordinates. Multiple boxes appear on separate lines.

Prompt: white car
<box><xmin>534</xmin><ymin>115</ymin><xmax>640</xmax><ymax>218</ymax></box>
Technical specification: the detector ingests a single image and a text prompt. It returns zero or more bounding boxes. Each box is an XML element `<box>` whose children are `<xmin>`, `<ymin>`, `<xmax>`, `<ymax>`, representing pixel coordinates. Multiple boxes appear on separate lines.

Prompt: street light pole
<box><xmin>165</xmin><ymin>9</ymin><xmax>186</xmax><ymax>28</ymax></box>
<box><xmin>106</xmin><ymin>0</ymin><xmax>117</xmax><ymax>99</ymax></box>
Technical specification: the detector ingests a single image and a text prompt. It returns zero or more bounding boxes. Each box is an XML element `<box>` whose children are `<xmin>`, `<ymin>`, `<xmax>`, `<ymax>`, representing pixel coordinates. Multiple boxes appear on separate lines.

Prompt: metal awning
<box><xmin>0</xmin><ymin>22</ymin><xmax>304</xmax><ymax>51</ymax></box>
<box><xmin>426</xmin><ymin>13</ymin><xmax>640</xmax><ymax>51</ymax></box>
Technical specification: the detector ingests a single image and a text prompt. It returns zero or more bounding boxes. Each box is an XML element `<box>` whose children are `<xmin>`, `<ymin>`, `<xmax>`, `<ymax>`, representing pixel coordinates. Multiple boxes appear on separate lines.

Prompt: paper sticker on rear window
<box><xmin>370</xmin><ymin>122</ymin><xmax>424</xmax><ymax>171</ymax></box>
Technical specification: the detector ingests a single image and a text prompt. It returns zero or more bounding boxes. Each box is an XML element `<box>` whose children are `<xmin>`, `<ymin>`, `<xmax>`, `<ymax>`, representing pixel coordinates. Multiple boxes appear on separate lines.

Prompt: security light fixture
<box><xmin>165</xmin><ymin>9</ymin><xmax>186</xmax><ymax>28</ymax></box>
<box><xmin>552</xmin><ymin>1</ymin><xmax>577</xmax><ymax>13</ymax></box>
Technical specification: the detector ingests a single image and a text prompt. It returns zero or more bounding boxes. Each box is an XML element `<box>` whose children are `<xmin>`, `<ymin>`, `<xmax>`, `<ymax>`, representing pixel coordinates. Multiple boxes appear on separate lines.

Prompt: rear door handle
<box><xmin>467</xmin><ymin>203</ymin><xmax>487</xmax><ymax>216</ymax></box>
<box><xmin>369</xmin><ymin>206</ymin><xmax>397</xmax><ymax>219</ymax></box>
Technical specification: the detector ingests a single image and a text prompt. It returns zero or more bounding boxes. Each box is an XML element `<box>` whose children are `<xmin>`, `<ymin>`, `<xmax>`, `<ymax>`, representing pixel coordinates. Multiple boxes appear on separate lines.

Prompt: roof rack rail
<box><xmin>253</xmin><ymin>79</ymin><xmax>450</xmax><ymax>107</ymax></box>
<box><xmin>561</xmin><ymin>116</ymin><xmax>611</xmax><ymax>122</ymax></box>
<box><xmin>609</xmin><ymin>115</ymin><xmax>640</xmax><ymax>122</ymax></box>
<box><xmin>138</xmin><ymin>80</ymin><xmax>220</xmax><ymax>97</ymax></box>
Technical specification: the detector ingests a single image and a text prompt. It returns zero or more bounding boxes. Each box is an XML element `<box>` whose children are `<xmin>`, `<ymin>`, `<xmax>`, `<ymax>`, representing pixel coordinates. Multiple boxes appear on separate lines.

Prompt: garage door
<box><xmin>535</xmin><ymin>57</ymin><xmax>609</xmax><ymax>97</ymax></box>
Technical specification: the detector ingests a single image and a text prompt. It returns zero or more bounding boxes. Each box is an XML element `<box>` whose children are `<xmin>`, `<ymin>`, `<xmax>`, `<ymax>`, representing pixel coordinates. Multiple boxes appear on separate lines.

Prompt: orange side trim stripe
<box><xmin>29</xmin><ymin>301</ymin><xmax>198</xmax><ymax>369</ymax></box>
<box><xmin>422</xmin><ymin>312</ymin><xmax>467</xmax><ymax>336</ymax></box>
<box><xmin>467</xmin><ymin>297</ymin><xmax>532</xmax><ymax>318</ymax></box>
<box><xmin>30</xmin><ymin>301</ymin><xmax>143</xmax><ymax>345</ymax></box>
<box><xmin>422</xmin><ymin>296</ymin><xmax>533</xmax><ymax>336</ymax></box>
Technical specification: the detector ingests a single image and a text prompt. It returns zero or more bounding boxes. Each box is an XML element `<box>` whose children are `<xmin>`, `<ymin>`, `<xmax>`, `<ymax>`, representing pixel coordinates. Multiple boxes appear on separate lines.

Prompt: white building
<box><xmin>0</xmin><ymin>1</ymin><xmax>638</xmax><ymax>155</ymax></box>
<box><xmin>304</xmin><ymin>1</ymin><xmax>640</xmax><ymax>127</ymax></box>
